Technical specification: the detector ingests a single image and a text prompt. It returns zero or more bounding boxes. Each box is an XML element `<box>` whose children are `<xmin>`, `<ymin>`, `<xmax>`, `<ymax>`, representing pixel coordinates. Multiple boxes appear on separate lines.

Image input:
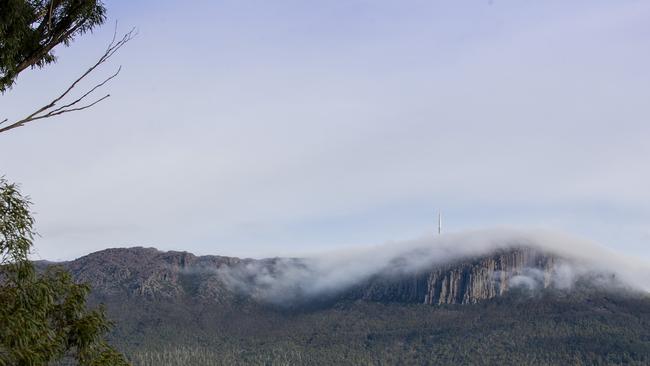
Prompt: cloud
<box><xmin>215</xmin><ymin>228</ymin><xmax>650</xmax><ymax>304</ymax></box>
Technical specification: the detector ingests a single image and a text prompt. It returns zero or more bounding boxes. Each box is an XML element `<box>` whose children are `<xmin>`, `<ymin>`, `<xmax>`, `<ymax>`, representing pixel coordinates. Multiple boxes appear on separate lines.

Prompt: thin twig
<box><xmin>33</xmin><ymin>95</ymin><xmax>111</xmax><ymax>120</ymax></box>
<box><xmin>48</xmin><ymin>66</ymin><xmax>121</xmax><ymax>114</ymax></box>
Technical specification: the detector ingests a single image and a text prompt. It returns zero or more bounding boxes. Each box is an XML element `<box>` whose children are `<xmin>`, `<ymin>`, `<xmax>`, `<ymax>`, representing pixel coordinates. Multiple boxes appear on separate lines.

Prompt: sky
<box><xmin>1</xmin><ymin>0</ymin><xmax>649</xmax><ymax>261</ymax></box>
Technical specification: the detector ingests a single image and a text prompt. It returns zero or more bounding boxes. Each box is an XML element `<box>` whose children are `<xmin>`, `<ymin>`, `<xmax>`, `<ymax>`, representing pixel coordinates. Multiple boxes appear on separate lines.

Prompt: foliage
<box><xmin>0</xmin><ymin>178</ymin><xmax>34</xmax><ymax>265</ymax></box>
<box><xmin>0</xmin><ymin>179</ymin><xmax>129</xmax><ymax>365</ymax></box>
<box><xmin>0</xmin><ymin>0</ymin><xmax>106</xmax><ymax>92</ymax></box>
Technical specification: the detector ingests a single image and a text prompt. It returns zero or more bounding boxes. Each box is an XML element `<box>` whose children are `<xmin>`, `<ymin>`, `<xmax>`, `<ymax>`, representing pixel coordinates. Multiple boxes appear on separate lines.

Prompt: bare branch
<box><xmin>109</xmin><ymin>20</ymin><xmax>119</xmax><ymax>46</ymax></box>
<box><xmin>0</xmin><ymin>27</ymin><xmax>135</xmax><ymax>135</ymax></box>
<box><xmin>46</xmin><ymin>28</ymin><xmax>135</xmax><ymax>111</ymax></box>
<box><xmin>0</xmin><ymin>95</ymin><xmax>111</xmax><ymax>134</ymax></box>
<box><xmin>48</xmin><ymin>66</ymin><xmax>121</xmax><ymax>115</ymax></box>
<box><xmin>34</xmin><ymin>94</ymin><xmax>111</xmax><ymax>121</ymax></box>
<box><xmin>49</xmin><ymin>95</ymin><xmax>111</xmax><ymax>115</ymax></box>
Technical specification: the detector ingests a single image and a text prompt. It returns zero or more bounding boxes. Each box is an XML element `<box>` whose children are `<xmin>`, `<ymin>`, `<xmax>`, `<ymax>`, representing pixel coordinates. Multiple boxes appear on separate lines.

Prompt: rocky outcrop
<box><xmin>423</xmin><ymin>247</ymin><xmax>556</xmax><ymax>304</ymax></box>
<box><xmin>352</xmin><ymin>247</ymin><xmax>557</xmax><ymax>305</ymax></box>
<box><xmin>62</xmin><ymin>247</ymin><xmax>244</xmax><ymax>301</ymax></box>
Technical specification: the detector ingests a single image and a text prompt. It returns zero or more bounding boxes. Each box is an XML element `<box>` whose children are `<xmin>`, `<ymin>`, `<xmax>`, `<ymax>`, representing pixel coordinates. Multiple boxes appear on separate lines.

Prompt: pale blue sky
<box><xmin>1</xmin><ymin>0</ymin><xmax>649</xmax><ymax>260</ymax></box>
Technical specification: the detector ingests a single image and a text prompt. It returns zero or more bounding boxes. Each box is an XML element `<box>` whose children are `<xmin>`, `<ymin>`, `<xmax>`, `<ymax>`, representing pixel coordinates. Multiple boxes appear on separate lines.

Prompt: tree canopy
<box><xmin>0</xmin><ymin>0</ymin><xmax>133</xmax><ymax>135</ymax></box>
<box><xmin>0</xmin><ymin>0</ymin><xmax>106</xmax><ymax>92</ymax></box>
<box><xmin>0</xmin><ymin>178</ymin><xmax>130</xmax><ymax>365</ymax></box>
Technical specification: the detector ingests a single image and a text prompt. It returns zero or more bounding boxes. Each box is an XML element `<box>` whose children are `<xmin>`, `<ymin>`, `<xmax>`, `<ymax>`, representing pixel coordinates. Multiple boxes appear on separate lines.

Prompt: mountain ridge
<box><xmin>37</xmin><ymin>245</ymin><xmax>650</xmax><ymax>365</ymax></box>
<box><xmin>41</xmin><ymin>245</ymin><xmax>604</xmax><ymax>306</ymax></box>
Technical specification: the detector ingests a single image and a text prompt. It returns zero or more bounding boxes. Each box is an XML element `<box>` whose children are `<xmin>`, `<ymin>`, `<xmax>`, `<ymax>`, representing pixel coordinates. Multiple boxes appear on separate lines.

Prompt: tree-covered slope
<box><xmin>102</xmin><ymin>292</ymin><xmax>650</xmax><ymax>366</ymax></box>
<box><xmin>43</xmin><ymin>247</ymin><xmax>650</xmax><ymax>365</ymax></box>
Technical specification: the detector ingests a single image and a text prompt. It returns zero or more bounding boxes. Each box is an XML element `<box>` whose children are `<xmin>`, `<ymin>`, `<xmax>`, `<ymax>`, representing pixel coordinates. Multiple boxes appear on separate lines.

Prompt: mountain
<box><xmin>44</xmin><ymin>246</ymin><xmax>650</xmax><ymax>365</ymax></box>
<box><xmin>63</xmin><ymin>247</ymin><xmax>239</xmax><ymax>301</ymax></box>
<box><xmin>61</xmin><ymin>246</ymin><xmax>559</xmax><ymax>304</ymax></box>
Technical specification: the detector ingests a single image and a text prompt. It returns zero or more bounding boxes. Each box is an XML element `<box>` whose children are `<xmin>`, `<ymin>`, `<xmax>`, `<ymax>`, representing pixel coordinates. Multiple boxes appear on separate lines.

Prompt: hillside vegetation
<box><xmin>101</xmin><ymin>292</ymin><xmax>650</xmax><ymax>366</ymax></box>
<box><xmin>44</xmin><ymin>247</ymin><xmax>650</xmax><ymax>365</ymax></box>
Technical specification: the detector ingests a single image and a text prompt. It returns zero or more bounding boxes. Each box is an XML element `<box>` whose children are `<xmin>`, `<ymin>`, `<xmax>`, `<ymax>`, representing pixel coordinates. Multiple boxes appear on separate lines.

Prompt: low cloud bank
<box><xmin>217</xmin><ymin>228</ymin><xmax>650</xmax><ymax>303</ymax></box>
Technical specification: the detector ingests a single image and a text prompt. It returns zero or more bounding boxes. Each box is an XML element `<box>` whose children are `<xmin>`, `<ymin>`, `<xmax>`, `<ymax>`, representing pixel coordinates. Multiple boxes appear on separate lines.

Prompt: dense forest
<box><xmin>97</xmin><ymin>289</ymin><xmax>650</xmax><ymax>365</ymax></box>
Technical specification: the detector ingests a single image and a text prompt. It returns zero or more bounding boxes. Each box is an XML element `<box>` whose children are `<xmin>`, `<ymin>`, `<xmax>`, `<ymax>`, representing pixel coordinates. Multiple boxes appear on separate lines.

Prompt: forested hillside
<box><xmin>43</xmin><ymin>247</ymin><xmax>650</xmax><ymax>365</ymax></box>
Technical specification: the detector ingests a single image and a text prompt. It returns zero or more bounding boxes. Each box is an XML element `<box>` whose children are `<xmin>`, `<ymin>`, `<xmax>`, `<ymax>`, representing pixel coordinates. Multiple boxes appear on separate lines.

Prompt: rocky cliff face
<box><xmin>349</xmin><ymin>247</ymin><xmax>557</xmax><ymax>304</ymax></box>
<box><xmin>425</xmin><ymin>247</ymin><xmax>556</xmax><ymax>304</ymax></box>
<box><xmin>51</xmin><ymin>246</ymin><xmax>559</xmax><ymax>306</ymax></box>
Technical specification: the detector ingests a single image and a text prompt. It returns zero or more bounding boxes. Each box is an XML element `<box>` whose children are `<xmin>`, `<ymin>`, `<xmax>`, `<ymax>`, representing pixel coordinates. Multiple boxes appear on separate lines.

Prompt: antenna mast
<box><xmin>438</xmin><ymin>211</ymin><xmax>442</xmax><ymax>235</ymax></box>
